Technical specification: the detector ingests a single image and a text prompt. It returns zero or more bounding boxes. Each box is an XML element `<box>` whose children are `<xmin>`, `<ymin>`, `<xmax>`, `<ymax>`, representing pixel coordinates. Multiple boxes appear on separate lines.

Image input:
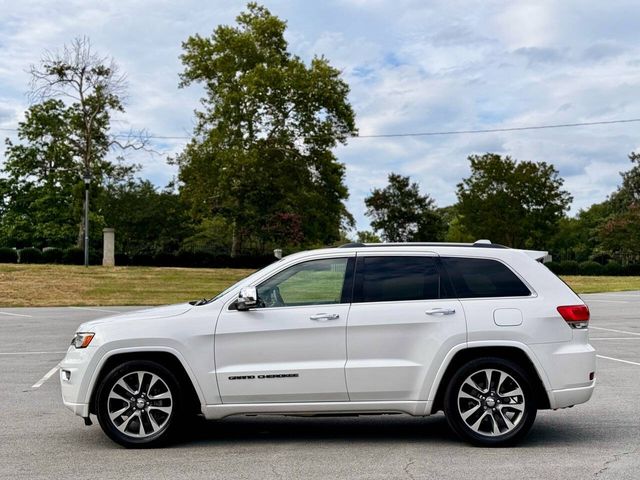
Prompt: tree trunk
<box><xmin>230</xmin><ymin>220</ymin><xmax>238</xmax><ymax>258</ymax></box>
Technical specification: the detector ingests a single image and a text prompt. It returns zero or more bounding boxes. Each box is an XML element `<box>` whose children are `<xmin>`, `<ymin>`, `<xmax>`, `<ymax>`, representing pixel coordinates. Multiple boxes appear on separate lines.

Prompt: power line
<box><xmin>356</xmin><ymin>118</ymin><xmax>640</xmax><ymax>138</ymax></box>
<box><xmin>2</xmin><ymin>117</ymin><xmax>640</xmax><ymax>140</ymax></box>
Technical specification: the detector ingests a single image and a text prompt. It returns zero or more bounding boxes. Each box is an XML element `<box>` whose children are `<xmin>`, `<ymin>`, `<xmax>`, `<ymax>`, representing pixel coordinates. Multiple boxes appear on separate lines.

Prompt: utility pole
<box><xmin>83</xmin><ymin>172</ymin><xmax>91</xmax><ymax>267</ymax></box>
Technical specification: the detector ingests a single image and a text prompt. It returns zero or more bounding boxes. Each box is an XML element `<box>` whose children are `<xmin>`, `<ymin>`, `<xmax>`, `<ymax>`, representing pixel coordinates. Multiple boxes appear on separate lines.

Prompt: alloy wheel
<box><xmin>106</xmin><ymin>370</ymin><xmax>173</xmax><ymax>438</ymax></box>
<box><xmin>456</xmin><ymin>368</ymin><xmax>525</xmax><ymax>437</ymax></box>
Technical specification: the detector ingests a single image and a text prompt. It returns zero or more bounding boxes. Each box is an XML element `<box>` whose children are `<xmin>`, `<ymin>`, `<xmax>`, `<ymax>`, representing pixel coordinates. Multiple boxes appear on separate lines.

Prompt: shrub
<box><xmin>579</xmin><ymin>261</ymin><xmax>604</xmax><ymax>276</ymax></box>
<box><xmin>544</xmin><ymin>261</ymin><xmax>560</xmax><ymax>274</ymax></box>
<box><xmin>0</xmin><ymin>247</ymin><xmax>18</xmax><ymax>264</ymax></box>
<box><xmin>114</xmin><ymin>253</ymin><xmax>130</xmax><ymax>266</ymax></box>
<box><xmin>622</xmin><ymin>264</ymin><xmax>640</xmax><ymax>276</ymax></box>
<box><xmin>152</xmin><ymin>252</ymin><xmax>177</xmax><ymax>267</ymax></box>
<box><xmin>557</xmin><ymin>260</ymin><xmax>580</xmax><ymax>275</ymax></box>
<box><xmin>42</xmin><ymin>247</ymin><xmax>64</xmax><ymax>264</ymax></box>
<box><xmin>603</xmin><ymin>261</ymin><xmax>622</xmax><ymax>276</ymax></box>
<box><xmin>130</xmin><ymin>253</ymin><xmax>154</xmax><ymax>266</ymax></box>
<box><xmin>63</xmin><ymin>247</ymin><xmax>84</xmax><ymax>265</ymax></box>
<box><xmin>18</xmin><ymin>247</ymin><xmax>43</xmax><ymax>264</ymax></box>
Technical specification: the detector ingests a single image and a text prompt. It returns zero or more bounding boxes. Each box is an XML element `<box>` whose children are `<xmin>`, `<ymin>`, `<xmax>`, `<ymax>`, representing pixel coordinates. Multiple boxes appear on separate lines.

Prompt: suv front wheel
<box><xmin>444</xmin><ymin>357</ymin><xmax>537</xmax><ymax>447</ymax></box>
<box><xmin>95</xmin><ymin>360</ymin><xmax>184</xmax><ymax>448</ymax></box>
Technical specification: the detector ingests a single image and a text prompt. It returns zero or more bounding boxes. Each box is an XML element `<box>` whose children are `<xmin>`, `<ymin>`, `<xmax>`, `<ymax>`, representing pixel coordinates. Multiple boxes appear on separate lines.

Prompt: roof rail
<box><xmin>338</xmin><ymin>242</ymin><xmax>366</xmax><ymax>248</ymax></box>
<box><xmin>337</xmin><ymin>241</ymin><xmax>508</xmax><ymax>249</ymax></box>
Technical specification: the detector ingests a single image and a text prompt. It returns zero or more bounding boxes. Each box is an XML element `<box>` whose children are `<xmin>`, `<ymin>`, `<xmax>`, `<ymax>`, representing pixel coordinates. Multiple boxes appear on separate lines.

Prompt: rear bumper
<box><xmin>548</xmin><ymin>382</ymin><xmax>595</xmax><ymax>409</ymax></box>
<box><xmin>529</xmin><ymin>338</ymin><xmax>596</xmax><ymax>409</ymax></box>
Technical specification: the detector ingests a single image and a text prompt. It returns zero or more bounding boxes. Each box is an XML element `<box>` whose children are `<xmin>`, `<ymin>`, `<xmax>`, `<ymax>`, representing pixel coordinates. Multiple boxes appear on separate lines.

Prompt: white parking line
<box><xmin>0</xmin><ymin>311</ymin><xmax>33</xmax><ymax>317</ymax></box>
<box><xmin>0</xmin><ymin>351</ymin><xmax>66</xmax><ymax>355</ymax></box>
<box><xmin>69</xmin><ymin>306</ymin><xmax>120</xmax><ymax>313</ymax></box>
<box><xmin>590</xmin><ymin>337</ymin><xmax>640</xmax><ymax>340</ymax></box>
<box><xmin>597</xmin><ymin>355</ymin><xmax>640</xmax><ymax>367</ymax></box>
<box><xmin>586</xmin><ymin>299</ymin><xmax>630</xmax><ymax>304</ymax></box>
<box><xmin>591</xmin><ymin>326</ymin><xmax>640</xmax><ymax>336</ymax></box>
<box><xmin>32</xmin><ymin>364</ymin><xmax>60</xmax><ymax>389</ymax></box>
<box><xmin>587</xmin><ymin>293</ymin><xmax>640</xmax><ymax>298</ymax></box>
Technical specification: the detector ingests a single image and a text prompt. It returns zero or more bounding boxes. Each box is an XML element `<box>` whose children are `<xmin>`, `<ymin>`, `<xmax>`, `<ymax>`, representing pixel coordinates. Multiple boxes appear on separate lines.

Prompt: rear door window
<box><xmin>441</xmin><ymin>257</ymin><xmax>530</xmax><ymax>298</ymax></box>
<box><xmin>353</xmin><ymin>256</ymin><xmax>440</xmax><ymax>303</ymax></box>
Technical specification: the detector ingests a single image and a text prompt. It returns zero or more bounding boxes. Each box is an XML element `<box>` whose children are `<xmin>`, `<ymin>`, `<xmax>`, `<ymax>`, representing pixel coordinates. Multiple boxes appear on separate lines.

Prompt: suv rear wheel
<box><xmin>95</xmin><ymin>360</ymin><xmax>183</xmax><ymax>448</ymax></box>
<box><xmin>444</xmin><ymin>357</ymin><xmax>537</xmax><ymax>447</ymax></box>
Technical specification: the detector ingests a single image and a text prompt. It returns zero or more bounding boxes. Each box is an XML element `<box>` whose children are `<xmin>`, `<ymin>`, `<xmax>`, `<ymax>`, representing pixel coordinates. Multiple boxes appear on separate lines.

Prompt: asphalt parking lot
<box><xmin>0</xmin><ymin>293</ymin><xmax>638</xmax><ymax>480</ymax></box>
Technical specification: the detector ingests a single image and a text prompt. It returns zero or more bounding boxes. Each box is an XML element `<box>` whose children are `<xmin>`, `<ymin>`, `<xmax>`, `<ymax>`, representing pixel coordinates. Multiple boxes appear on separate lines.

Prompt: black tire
<box><xmin>444</xmin><ymin>357</ymin><xmax>537</xmax><ymax>447</ymax></box>
<box><xmin>95</xmin><ymin>360</ymin><xmax>184</xmax><ymax>448</ymax></box>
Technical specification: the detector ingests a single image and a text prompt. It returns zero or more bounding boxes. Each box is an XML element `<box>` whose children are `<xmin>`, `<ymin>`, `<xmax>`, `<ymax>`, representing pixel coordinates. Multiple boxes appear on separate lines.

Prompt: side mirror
<box><xmin>236</xmin><ymin>287</ymin><xmax>258</xmax><ymax>311</ymax></box>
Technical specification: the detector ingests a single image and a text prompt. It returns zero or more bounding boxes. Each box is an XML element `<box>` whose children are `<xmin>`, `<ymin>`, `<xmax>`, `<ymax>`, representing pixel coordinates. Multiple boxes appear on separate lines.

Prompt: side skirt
<box><xmin>202</xmin><ymin>401</ymin><xmax>432</xmax><ymax>420</ymax></box>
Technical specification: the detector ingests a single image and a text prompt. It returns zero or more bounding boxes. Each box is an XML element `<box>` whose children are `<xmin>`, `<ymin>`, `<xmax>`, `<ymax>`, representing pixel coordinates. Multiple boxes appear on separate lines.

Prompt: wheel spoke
<box><xmin>461</xmin><ymin>403</ymin><xmax>482</xmax><ymax>421</ymax></box>
<box><xmin>148</xmin><ymin>390</ymin><xmax>171</xmax><ymax>400</ymax></box>
<box><xmin>469</xmin><ymin>411</ymin><xmax>489</xmax><ymax>432</ymax></box>
<box><xmin>486</xmin><ymin>412</ymin><xmax>498</xmax><ymax>435</ymax></box>
<box><xmin>502</xmin><ymin>402</ymin><xmax>525</xmax><ymax>412</ymax></box>
<box><xmin>116</xmin><ymin>379</ymin><xmax>135</xmax><ymax>396</ymax></box>
<box><xmin>496</xmin><ymin>371</ymin><xmax>508</xmax><ymax>393</ymax></box>
<box><xmin>108</xmin><ymin>405</ymin><xmax>131</xmax><ymax>421</ymax></box>
<box><xmin>116</xmin><ymin>410</ymin><xmax>139</xmax><ymax>434</ymax></box>
<box><xmin>458</xmin><ymin>390</ymin><xmax>481</xmax><ymax>401</ymax></box>
<box><xmin>146</xmin><ymin>409</ymin><xmax>161</xmax><ymax>432</ymax></box>
<box><xmin>146</xmin><ymin>374</ymin><xmax>160</xmax><ymax>396</ymax></box>
<box><xmin>497</xmin><ymin>408</ymin><xmax>515</xmax><ymax>430</ymax></box>
<box><xmin>108</xmin><ymin>389</ymin><xmax>131</xmax><ymax>403</ymax></box>
<box><xmin>149</xmin><ymin>406</ymin><xmax>172</xmax><ymax>415</ymax></box>
<box><xmin>500</xmin><ymin>386</ymin><xmax>523</xmax><ymax>398</ymax></box>
<box><xmin>466</xmin><ymin>377</ymin><xmax>489</xmax><ymax>393</ymax></box>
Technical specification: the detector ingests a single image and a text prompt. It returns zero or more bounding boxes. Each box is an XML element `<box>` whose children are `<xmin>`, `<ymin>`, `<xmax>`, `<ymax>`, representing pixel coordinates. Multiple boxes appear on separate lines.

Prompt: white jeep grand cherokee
<box><xmin>60</xmin><ymin>241</ymin><xmax>596</xmax><ymax>448</ymax></box>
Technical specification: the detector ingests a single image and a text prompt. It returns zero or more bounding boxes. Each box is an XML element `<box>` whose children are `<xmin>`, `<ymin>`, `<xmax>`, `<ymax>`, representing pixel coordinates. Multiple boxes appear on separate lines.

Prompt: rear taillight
<box><xmin>557</xmin><ymin>305</ymin><xmax>590</xmax><ymax>329</ymax></box>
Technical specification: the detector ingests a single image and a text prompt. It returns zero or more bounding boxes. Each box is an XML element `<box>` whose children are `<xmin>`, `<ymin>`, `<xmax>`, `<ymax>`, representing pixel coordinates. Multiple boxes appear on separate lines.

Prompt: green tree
<box><xmin>456</xmin><ymin>154</ymin><xmax>572</xmax><ymax>248</ymax></box>
<box><xmin>594</xmin><ymin>152</ymin><xmax>640</xmax><ymax>262</ymax></box>
<box><xmin>27</xmin><ymin>36</ymin><xmax>143</xmax><ymax>250</ymax></box>
<box><xmin>365</xmin><ymin>173</ymin><xmax>445</xmax><ymax>242</ymax></box>
<box><xmin>356</xmin><ymin>230</ymin><xmax>381</xmax><ymax>243</ymax></box>
<box><xmin>440</xmin><ymin>205</ymin><xmax>474</xmax><ymax>243</ymax></box>
<box><xmin>100</xmin><ymin>181</ymin><xmax>192</xmax><ymax>256</ymax></box>
<box><xmin>174</xmin><ymin>3</ymin><xmax>357</xmax><ymax>255</ymax></box>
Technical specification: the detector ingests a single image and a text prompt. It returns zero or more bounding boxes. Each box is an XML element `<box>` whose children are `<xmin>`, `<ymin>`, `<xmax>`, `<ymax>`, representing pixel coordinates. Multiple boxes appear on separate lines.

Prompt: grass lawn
<box><xmin>0</xmin><ymin>264</ymin><xmax>639</xmax><ymax>307</ymax></box>
<box><xmin>0</xmin><ymin>264</ymin><xmax>255</xmax><ymax>307</ymax></box>
<box><xmin>560</xmin><ymin>275</ymin><xmax>640</xmax><ymax>294</ymax></box>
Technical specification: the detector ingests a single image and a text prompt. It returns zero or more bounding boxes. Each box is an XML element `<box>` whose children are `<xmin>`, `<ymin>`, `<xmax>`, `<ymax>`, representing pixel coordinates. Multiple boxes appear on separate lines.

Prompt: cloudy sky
<box><xmin>1</xmin><ymin>0</ymin><xmax>639</xmax><ymax>230</ymax></box>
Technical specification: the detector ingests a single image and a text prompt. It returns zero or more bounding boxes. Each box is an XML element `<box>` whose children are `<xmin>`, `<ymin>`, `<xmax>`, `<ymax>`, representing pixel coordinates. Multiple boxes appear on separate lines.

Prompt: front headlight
<box><xmin>71</xmin><ymin>332</ymin><xmax>95</xmax><ymax>348</ymax></box>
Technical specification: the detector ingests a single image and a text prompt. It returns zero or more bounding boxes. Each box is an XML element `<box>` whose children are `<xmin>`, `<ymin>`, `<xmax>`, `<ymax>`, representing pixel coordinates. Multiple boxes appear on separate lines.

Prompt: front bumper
<box><xmin>59</xmin><ymin>345</ymin><xmax>97</xmax><ymax>418</ymax></box>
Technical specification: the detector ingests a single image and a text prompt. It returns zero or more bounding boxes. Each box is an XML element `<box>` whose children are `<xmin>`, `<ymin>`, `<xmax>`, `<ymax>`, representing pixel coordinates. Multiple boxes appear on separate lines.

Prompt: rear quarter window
<box><xmin>441</xmin><ymin>257</ymin><xmax>531</xmax><ymax>298</ymax></box>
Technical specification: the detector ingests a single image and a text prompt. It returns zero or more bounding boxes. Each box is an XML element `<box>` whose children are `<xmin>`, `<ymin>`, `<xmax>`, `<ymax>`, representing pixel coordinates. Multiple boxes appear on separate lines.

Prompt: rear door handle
<box><xmin>310</xmin><ymin>313</ymin><xmax>340</xmax><ymax>321</ymax></box>
<box><xmin>425</xmin><ymin>308</ymin><xmax>456</xmax><ymax>316</ymax></box>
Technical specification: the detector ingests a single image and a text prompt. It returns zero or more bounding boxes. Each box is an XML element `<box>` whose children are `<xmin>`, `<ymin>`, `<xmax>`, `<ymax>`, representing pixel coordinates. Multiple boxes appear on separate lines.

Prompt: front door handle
<box><xmin>425</xmin><ymin>308</ymin><xmax>456</xmax><ymax>316</ymax></box>
<box><xmin>310</xmin><ymin>313</ymin><xmax>340</xmax><ymax>321</ymax></box>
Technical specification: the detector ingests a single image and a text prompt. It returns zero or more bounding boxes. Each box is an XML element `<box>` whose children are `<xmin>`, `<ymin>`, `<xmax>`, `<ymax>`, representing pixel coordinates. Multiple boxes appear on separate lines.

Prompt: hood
<box><xmin>79</xmin><ymin>303</ymin><xmax>194</xmax><ymax>329</ymax></box>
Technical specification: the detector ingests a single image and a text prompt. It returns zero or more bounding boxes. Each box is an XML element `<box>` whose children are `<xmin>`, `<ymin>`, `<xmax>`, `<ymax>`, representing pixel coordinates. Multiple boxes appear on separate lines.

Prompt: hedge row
<box><xmin>0</xmin><ymin>247</ymin><xmax>99</xmax><ymax>265</ymax></box>
<box><xmin>0</xmin><ymin>247</ymin><xmax>274</xmax><ymax>269</ymax></box>
<box><xmin>546</xmin><ymin>260</ymin><xmax>640</xmax><ymax>276</ymax></box>
<box><xmin>123</xmin><ymin>252</ymin><xmax>275</xmax><ymax>269</ymax></box>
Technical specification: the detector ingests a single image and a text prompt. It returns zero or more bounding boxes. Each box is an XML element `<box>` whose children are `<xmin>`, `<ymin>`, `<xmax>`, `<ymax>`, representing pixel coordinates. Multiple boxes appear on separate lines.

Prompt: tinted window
<box><xmin>354</xmin><ymin>256</ymin><xmax>440</xmax><ymax>303</ymax></box>
<box><xmin>442</xmin><ymin>257</ymin><xmax>530</xmax><ymax>298</ymax></box>
<box><xmin>257</xmin><ymin>258</ymin><xmax>349</xmax><ymax>307</ymax></box>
